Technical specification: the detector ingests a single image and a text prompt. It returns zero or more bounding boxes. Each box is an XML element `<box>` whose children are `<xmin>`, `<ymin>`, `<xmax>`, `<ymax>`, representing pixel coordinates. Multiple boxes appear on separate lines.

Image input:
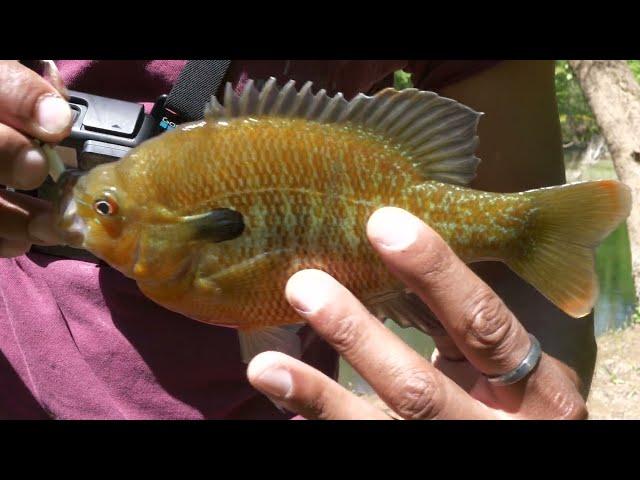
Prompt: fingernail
<box><xmin>41</xmin><ymin>60</ymin><xmax>70</xmax><ymax>99</ymax></box>
<box><xmin>258</xmin><ymin>368</ymin><xmax>292</xmax><ymax>398</ymax></box>
<box><xmin>367</xmin><ymin>207</ymin><xmax>419</xmax><ymax>251</ymax></box>
<box><xmin>247</xmin><ymin>352</ymin><xmax>293</xmax><ymax>399</ymax></box>
<box><xmin>13</xmin><ymin>147</ymin><xmax>48</xmax><ymax>189</ymax></box>
<box><xmin>254</xmin><ymin>368</ymin><xmax>293</xmax><ymax>399</ymax></box>
<box><xmin>28</xmin><ymin>212</ymin><xmax>64</xmax><ymax>245</ymax></box>
<box><xmin>286</xmin><ymin>270</ymin><xmax>332</xmax><ymax>314</ymax></box>
<box><xmin>35</xmin><ymin>94</ymin><xmax>71</xmax><ymax>134</ymax></box>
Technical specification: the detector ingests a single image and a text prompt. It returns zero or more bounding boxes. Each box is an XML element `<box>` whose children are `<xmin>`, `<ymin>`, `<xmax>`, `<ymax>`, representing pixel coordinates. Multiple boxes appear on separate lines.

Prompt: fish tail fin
<box><xmin>506</xmin><ymin>180</ymin><xmax>631</xmax><ymax>318</ymax></box>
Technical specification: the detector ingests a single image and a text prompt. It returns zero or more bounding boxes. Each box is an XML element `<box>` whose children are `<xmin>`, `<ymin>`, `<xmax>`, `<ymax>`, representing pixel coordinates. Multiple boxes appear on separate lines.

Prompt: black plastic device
<box><xmin>58</xmin><ymin>90</ymin><xmax>174</xmax><ymax>170</ymax></box>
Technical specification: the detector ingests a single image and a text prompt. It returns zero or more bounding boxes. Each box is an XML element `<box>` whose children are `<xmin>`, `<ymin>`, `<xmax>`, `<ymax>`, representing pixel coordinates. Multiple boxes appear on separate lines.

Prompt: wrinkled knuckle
<box><xmin>0</xmin><ymin>66</ymin><xmax>40</xmax><ymax>121</ymax></box>
<box><xmin>565</xmin><ymin>402</ymin><xmax>588</xmax><ymax>421</ymax></box>
<box><xmin>14</xmin><ymin>88</ymin><xmax>40</xmax><ymax>122</ymax></box>
<box><xmin>303</xmin><ymin>390</ymin><xmax>333</xmax><ymax>420</ymax></box>
<box><xmin>0</xmin><ymin>127</ymin><xmax>25</xmax><ymax>161</ymax></box>
<box><xmin>461</xmin><ymin>290</ymin><xmax>515</xmax><ymax>353</ymax></box>
<box><xmin>391</xmin><ymin>368</ymin><xmax>442</xmax><ymax>420</ymax></box>
<box><xmin>328</xmin><ymin>312</ymin><xmax>361</xmax><ymax>354</ymax></box>
<box><xmin>552</xmin><ymin>391</ymin><xmax>588</xmax><ymax>420</ymax></box>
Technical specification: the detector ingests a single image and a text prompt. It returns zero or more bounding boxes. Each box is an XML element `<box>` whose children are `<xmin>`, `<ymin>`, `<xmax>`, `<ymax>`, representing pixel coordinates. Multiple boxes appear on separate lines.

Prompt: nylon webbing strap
<box><xmin>164</xmin><ymin>60</ymin><xmax>231</xmax><ymax>122</ymax></box>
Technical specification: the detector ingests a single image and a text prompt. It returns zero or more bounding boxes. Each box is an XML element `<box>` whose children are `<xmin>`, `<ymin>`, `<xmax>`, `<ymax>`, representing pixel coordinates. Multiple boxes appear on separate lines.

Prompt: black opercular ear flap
<box><xmin>185</xmin><ymin>208</ymin><xmax>245</xmax><ymax>243</ymax></box>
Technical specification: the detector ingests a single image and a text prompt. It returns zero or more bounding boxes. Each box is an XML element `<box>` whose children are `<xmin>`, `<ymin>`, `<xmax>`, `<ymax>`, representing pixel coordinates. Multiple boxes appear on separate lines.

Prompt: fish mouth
<box><xmin>55</xmin><ymin>169</ymin><xmax>88</xmax><ymax>248</ymax></box>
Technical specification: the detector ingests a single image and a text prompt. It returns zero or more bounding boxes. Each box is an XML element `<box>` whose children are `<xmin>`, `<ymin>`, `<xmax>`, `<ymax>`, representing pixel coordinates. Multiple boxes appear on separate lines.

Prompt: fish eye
<box><xmin>93</xmin><ymin>197</ymin><xmax>118</xmax><ymax>216</ymax></box>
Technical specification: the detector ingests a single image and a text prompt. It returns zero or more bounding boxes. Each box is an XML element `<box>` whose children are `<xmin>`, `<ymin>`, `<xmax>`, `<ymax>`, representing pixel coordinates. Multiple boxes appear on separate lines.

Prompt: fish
<box><xmin>53</xmin><ymin>77</ymin><xmax>632</xmax><ymax>363</ymax></box>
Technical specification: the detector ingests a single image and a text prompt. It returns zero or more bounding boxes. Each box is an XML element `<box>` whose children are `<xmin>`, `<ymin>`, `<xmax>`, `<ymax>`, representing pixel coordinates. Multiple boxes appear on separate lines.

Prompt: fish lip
<box><xmin>58</xmin><ymin>197</ymin><xmax>87</xmax><ymax>248</ymax></box>
<box><xmin>55</xmin><ymin>170</ymin><xmax>87</xmax><ymax>248</ymax></box>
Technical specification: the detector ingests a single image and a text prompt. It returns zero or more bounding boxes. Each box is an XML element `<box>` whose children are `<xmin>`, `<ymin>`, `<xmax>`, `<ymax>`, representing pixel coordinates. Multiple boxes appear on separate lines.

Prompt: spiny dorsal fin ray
<box><xmin>205</xmin><ymin>77</ymin><xmax>482</xmax><ymax>185</ymax></box>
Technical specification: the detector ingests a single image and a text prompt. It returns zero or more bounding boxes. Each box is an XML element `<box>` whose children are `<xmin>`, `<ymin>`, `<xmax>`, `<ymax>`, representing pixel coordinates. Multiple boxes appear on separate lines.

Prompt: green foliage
<box><xmin>555</xmin><ymin>60</ymin><xmax>640</xmax><ymax>146</ymax></box>
<box><xmin>394</xmin><ymin>70</ymin><xmax>413</xmax><ymax>90</ymax></box>
<box><xmin>629</xmin><ymin>60</ymin><xmax>640</xmax><ymax>82</ymax></box>
<box><xmin>555</xmin><ymin>61</ymin><xmax>600</xmax><ymax>145</ymax></box>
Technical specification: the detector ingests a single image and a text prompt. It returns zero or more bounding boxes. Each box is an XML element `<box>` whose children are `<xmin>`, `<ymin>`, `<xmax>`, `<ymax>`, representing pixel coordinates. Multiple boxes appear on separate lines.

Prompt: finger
<box><xmin>366</xmin><ymin>208</ymin><xmax>589</xmax><ymax>418</ymax></box>
<box><xmin>0</xmin><ymin>238</ymin><xmax>31</xmax><ymax>257</ymax></box>
<box><xmin>247</xmin><ymin>351</ymin><xmax>390</xmax><ymax>420</ymax></box>
<box><xmin>398</xmin><ymin>297</ymin><xmax>466</xmax><ymax>362</ymax></box>
<box><xmin>431</xmin><ymin>332</ymin><xmax>465</xmax><ymax>362</ymax></box>
<box><xmin>431</xmin><ymin>348</ymin><xmax>481</xmax><ymax>394</ymax></box>
<box><xmin>0</xmin><ymin>61</ymin><xmax>72</xmax><ymax>142</ymax></box>
<box><xmin>367</xmin><ymin>207</ymin><xmax>531</xmax><ymax>379</ymax></box>
<box><xmin>0</xmin><ymin>190</ymin><xmax>64</xmax><ymax>246</ymax></box>
<box><xmin>0</xmin><ymin>123</ymin><xmax>49</xmax><ymax>190</ymax></box>
<box><xmin>285</xmin><ymin>269</ymin><xmax>496</xmax><ymax>419</ymax></box>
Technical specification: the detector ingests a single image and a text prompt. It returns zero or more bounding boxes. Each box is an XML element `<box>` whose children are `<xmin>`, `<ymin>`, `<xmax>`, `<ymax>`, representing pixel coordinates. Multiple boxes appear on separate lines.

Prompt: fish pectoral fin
<box><xmin>238</xmin><ymin>325</ymin><xmax>303</xmax><ymax>363</ymax></box>
<box><xmin>198</xmin><ymin>248</ymin><xmax>294</xmax><ymax>299</ymax></box>
<box><xmin>364</xmin><ymin>290</ymin><xmax>447</xmax><ymax>338</ymax></box>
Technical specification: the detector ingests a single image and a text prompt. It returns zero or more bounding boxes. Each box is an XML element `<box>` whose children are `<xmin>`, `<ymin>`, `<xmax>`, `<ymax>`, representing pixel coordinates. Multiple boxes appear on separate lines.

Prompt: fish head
<box><xmin>55</xmin><ymin>162</ymin><xmax>144</xmax><ymax>274</ymax></box>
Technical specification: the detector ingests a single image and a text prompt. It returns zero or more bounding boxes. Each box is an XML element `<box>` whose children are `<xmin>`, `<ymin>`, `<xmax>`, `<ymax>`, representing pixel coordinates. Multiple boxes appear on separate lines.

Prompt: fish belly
<box><xmin>139</xmin><ymin>186</ymin><xmax>532</xmax><ymax>331</ymax></box>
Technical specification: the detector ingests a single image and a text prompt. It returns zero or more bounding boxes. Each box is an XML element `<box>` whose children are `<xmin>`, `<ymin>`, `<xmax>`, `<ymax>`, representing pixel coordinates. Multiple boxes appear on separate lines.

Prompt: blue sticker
<box><xmin>159</xmin><ymin>117</ymin><xmax>177</xmax><ymax>131</ymax></box>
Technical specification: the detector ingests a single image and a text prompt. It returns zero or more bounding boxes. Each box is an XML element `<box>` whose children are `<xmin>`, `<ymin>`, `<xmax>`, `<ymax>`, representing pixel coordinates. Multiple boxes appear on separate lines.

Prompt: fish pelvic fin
<box><xmin>365</xmin><ymin>290</ymin><xmax>447</xmax><ymax>338</ymax></box>
<box><xmin>205</xmin><ymin>77</ymin><xmax>482</xmax><ymax>186</ymax></box>
<box><xmin>507</xmin><ymin>179</ymin><xmax>631</xmax><ymax>318</ymax></box>
<box><xmin>238</xmin><ymin>325</ymin><xmax>303</xmax><ymax>364</ymax></box>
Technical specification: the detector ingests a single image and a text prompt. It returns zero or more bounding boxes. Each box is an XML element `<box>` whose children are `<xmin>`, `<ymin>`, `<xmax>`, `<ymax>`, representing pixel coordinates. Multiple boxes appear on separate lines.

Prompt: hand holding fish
<box><xmin>0</xmin><ymin>60</ymin><xmax>71</xmax><ymax>257</ymax></box>
<box><xmin>248</xmin><ymin>207</ymin><xmax>588</xmax><ymax>419</ymax></box>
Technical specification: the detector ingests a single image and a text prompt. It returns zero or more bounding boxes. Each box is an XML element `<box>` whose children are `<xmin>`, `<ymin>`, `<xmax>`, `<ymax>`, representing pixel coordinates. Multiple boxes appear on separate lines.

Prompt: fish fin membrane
<box><xmin>507</xmin><ymin>179</ymin><xmax>632</xmax><ymax>318</ymax></box>
<box><xmin>205</xmin><ymin>77</ymin><xmax>482</xmax><ymax>186</ymax></box>
<box><xmin>365</xmin><ymin>290</ymin><xmax>447</xmax><ymax>337</ymax></box>
<box><xmin>238</xmin><ymin>325</ymin><xmax>303</xmax><ymax>364</ymax></box>
<box><xmin>201</xmin><ymin>248</ymin><xmax>294</xmax><ymax>297</ymax></box>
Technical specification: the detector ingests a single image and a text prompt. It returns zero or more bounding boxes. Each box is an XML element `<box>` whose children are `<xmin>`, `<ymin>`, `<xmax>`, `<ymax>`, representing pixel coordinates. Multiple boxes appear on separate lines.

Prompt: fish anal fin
<box><xmin>238</xmin><ymin>325</ymin><xmax>303</xmax><ymax>364</ymax></box>
<box><xmin>205</xmin><ymin>77</ymin><xmax>482</xmax><ymax>186</ymax></box>
<box><xmin>364</xmin><ymin>290</ymin><xmax>447</xmax><ymax>337</ymax></box>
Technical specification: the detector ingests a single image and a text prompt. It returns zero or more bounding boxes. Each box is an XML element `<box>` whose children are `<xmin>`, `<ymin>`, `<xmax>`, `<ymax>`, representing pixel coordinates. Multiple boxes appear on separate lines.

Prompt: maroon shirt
<box><xmin>0</xmin><ymin>60</ymin><xmax>499</xmax><ymax>419</ymax></box>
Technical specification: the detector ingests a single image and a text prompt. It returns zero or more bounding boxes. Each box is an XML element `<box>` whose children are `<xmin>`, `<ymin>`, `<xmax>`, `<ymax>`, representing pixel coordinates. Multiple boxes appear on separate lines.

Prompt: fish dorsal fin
<box><xmin>205</xmin><ymin>77</ymin><xmax>482</xmax><ymax>185</ymax></box>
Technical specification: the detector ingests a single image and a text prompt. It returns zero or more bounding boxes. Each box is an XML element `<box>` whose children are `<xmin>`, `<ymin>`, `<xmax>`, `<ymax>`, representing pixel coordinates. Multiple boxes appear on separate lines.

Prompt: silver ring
<box><xmin>484</xmin><ymin>334</ymin><xmax>542</xmax><ymax>386</ymax></box>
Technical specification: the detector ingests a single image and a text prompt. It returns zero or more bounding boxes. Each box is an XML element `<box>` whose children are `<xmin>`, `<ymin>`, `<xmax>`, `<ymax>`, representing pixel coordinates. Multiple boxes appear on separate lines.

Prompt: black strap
<box><xmin>164</xmin><ymin>60</ymin><xmax>231</xmax><ymax>122</ymax></box>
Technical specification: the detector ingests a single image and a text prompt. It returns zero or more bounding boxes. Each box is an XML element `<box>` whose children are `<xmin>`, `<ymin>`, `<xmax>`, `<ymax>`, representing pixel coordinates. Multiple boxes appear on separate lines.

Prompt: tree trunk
<box><xmin>569</xmin><ymin>60</ymin><xmax>640</xmax><ymax>303</ymax></box>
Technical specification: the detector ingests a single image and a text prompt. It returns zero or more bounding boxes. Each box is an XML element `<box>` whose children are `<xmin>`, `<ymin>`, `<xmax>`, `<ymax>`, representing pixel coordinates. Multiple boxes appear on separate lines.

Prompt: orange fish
<box><xmin>54</xmin><ymin>78</ymin><xmax>631</xmax><ymax>362</ymax></box>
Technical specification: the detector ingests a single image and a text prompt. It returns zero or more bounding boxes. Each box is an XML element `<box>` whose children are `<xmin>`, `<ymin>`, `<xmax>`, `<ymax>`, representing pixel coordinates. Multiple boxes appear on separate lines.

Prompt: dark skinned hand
<box><xmin>248</xmin><ymin>207</ymin><xmax>587</xmax><ymax>420</ymax></box>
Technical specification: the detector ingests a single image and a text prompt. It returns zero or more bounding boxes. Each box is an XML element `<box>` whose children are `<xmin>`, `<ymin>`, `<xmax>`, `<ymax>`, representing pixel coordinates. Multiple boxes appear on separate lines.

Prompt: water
<box><xmin>339</xmin><ymin>156</ymin><xmax>637</xmax><ymax>391</ymax></box>
<box><xmin>594</xmin><ymin>223</ymin><xmax>636</xmax><ymax>335</ymax></box>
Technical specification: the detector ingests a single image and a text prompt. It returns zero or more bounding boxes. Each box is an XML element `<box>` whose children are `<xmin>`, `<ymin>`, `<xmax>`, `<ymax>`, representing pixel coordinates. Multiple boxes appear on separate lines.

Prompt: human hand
<box><xmin>0</xmin><ymin>60</ymin><xmax>72</xmax><ymax>257</ymax></box>
<box><xmin>247</xmin><ymin>207</ymin><xmax>588</xmax><ymax>419</ymax></box>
